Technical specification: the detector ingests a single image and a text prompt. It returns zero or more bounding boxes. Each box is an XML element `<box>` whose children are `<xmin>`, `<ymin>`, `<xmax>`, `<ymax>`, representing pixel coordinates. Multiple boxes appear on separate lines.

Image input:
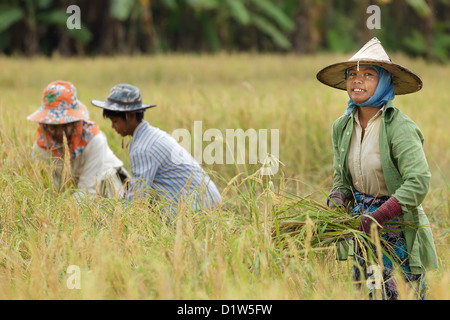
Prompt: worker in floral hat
<box><xmin>27</xmin><ymin>80</ymin><xmax>129</xmax><ymax>200</ymax></box>
<box><xmin>317</xmin><ymin>38</ymin><xmax>438</xmax><ymax>299</ymax></box>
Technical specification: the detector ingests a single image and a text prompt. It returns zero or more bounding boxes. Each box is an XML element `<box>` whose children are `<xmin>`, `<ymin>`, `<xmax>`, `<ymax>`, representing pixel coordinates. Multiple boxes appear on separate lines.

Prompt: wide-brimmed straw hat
<box><xmin>27</xmin><ymin>81</ymin><xmax>89</xmax><ymax>124</ymax></box>
<box><xmin>91</xmin><ymin>84</ymin><xmax>157</xmax><ymax>112</ymax></box>
<box><xmin>316</xmin><ymin>37</ymin><xmax>422</xmax><ymax>95</ymax></box>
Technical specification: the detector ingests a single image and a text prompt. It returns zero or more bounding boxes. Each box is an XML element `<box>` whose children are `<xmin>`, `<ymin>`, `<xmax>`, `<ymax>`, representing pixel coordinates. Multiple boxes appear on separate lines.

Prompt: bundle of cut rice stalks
<box><xmin>271</xmin><ymin>192</ymin><xmax>405</xmax><ymax>267</ymax></box>
<box><xmin>273</xmin><ymin>193</ymin><xmax>360</xmax><ymax>250</ymax></box>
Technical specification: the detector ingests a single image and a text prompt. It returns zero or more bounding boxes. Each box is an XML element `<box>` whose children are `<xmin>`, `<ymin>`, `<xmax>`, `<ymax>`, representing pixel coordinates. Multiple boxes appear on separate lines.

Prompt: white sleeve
<box><xmin>76</xmin><ymin>134</ymin><xmax>108</xmax><ymax>195</ymax></box>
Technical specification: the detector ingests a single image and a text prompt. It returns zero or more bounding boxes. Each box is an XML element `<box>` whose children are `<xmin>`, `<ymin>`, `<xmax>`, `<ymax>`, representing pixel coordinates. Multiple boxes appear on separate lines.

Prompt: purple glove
<box><xmin>359</xmin><ymin>197</ymin><xmax>402</xmax><ymax>235</ymax></box>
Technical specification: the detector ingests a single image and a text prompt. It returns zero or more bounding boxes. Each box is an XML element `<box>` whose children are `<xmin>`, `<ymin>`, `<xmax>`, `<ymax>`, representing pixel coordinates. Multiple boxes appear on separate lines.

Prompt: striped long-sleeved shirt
<box><xmin>126</xmin><ymin>121</ymin><xmax>222</xmax><ymax>213</ymax></box>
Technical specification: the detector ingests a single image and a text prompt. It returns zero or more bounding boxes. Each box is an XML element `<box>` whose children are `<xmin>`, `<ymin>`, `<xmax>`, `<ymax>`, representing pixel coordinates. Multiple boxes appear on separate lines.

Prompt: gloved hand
<box><xmin>327</xmin><ymin>190</ymin><xmax>347</xmax><ymax>209</ymax></box>
<box><xmin>358</xmin><ymin>196</ymin><xmax>402</xmax><ymax>235</ymax></box>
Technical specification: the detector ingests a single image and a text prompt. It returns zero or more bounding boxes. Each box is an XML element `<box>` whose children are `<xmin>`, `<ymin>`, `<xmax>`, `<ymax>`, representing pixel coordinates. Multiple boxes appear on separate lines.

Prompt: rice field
<box><xmin>0</xmin><ymin>53</ymin><xmax>448</xmax><ymax>300</ymax></box>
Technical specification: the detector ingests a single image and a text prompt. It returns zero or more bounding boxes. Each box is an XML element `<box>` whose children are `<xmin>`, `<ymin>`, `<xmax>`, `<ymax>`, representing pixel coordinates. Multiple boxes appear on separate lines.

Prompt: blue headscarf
<box><xmin>345</xmin><ymin>64</ymin><xmax>395</xmax><ymax>115</ymax></box>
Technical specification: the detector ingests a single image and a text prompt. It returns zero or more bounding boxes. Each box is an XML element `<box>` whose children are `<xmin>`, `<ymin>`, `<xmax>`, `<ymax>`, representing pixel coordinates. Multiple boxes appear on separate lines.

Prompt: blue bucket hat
<box><xmin>91</xmin><ymin>84</ymin><xmax>157</xmax><ymax>112</ymax></box>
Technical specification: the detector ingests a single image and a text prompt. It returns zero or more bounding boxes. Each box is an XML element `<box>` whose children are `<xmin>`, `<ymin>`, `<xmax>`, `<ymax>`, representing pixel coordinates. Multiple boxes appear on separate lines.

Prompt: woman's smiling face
<box><xmin>346</xmin><ymin>66</ymin><xmax>379</xmax><ymax>104</ymax></box>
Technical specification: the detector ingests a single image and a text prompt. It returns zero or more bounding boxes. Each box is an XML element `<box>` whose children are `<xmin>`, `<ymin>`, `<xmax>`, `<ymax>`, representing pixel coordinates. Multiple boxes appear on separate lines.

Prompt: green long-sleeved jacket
<box><xmin>331</xmin><ymin>100</ymin><xmax>439</xmax><ymax>274</ymax></box>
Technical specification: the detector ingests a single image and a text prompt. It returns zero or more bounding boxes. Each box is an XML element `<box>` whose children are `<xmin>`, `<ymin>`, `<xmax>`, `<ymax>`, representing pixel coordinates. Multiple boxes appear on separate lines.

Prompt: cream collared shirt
<box><xmin>348</xmin><ymin>106</ymin><xmax>390</xmax><ymax>197</ymax></box>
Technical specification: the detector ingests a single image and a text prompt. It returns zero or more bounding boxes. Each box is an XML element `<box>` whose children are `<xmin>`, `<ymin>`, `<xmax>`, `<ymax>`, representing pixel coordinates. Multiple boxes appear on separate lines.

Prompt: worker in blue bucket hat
<box><xmin>91</xmin><ymin>84</ymin><xmax>222</xmax><ymax>217</ymax></box>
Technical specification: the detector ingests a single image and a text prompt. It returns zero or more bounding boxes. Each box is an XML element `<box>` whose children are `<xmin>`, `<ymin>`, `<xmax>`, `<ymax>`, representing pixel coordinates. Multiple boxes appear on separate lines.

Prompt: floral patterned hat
<box><xmin>27</xmin><ymin>81</ymin><xmax>90</xmax><ymax>124</ymax></box>
<box><xmin>91</xmin><ymin>83</ymin><xmax>157</xmax><ymax>112</ymax></box>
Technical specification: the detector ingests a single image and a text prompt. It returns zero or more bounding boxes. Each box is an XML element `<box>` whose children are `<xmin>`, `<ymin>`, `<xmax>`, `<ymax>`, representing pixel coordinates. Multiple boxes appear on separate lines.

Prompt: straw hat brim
<box><xmin>27</xmin><ymin>101</ymin><xmax>89</xmax><ymax>124</ymax></box>
<box><xmin>316</xmin><ymin>59</ymin><xmax>423</xmax><ymax>95</ymax></box>
<box><xmin>91</xmin><ymin>99</ymin><xmax>157</xmax><ymax>112</ymax></box>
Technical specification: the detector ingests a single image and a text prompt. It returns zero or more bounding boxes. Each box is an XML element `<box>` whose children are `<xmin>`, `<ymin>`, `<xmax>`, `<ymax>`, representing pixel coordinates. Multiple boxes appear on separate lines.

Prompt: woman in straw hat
<box><xmin>27</xmin><ymin>81</ymin><xmax>130</xmax><ymax>200</ymax></box>
<box><xmin>91</xmin><ymin>83</ymin><xmax>222</xmax><ymax>217</ymax></box>
<box><xmin>317</xmin><ymin>38</ymin><xmax>438</xmax><ymax>299</ymax></box>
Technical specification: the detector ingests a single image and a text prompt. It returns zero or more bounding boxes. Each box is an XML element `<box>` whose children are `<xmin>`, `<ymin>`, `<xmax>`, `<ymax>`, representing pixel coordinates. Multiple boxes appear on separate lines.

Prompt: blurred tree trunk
<box><xmin>78</xmin><ymin>0</ymin><xmax>119</xmax><ymax>54</ymax></box>
<box><xmin>424</xmin><ymin>0</ymin><xmax>435</xmax><ymax>59</ymax></box>
<box><xmin>292</xmin><ymin>0</ymin><xmax>324</xmax><ymax>54</ymax></box>
<box><xmin>23</xmin><ymin>0</ymin><xmax>39</xmax><ymax>56</ymax></box>
<box><xmin>361</xmin><ymin>0</ymin><xmax>373</xmax><ymax>42</ymax></box>
<box><xmin>139</xmin><ymin>0</ymin><xmax>154</xmax><ymax>53</ymax></box>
